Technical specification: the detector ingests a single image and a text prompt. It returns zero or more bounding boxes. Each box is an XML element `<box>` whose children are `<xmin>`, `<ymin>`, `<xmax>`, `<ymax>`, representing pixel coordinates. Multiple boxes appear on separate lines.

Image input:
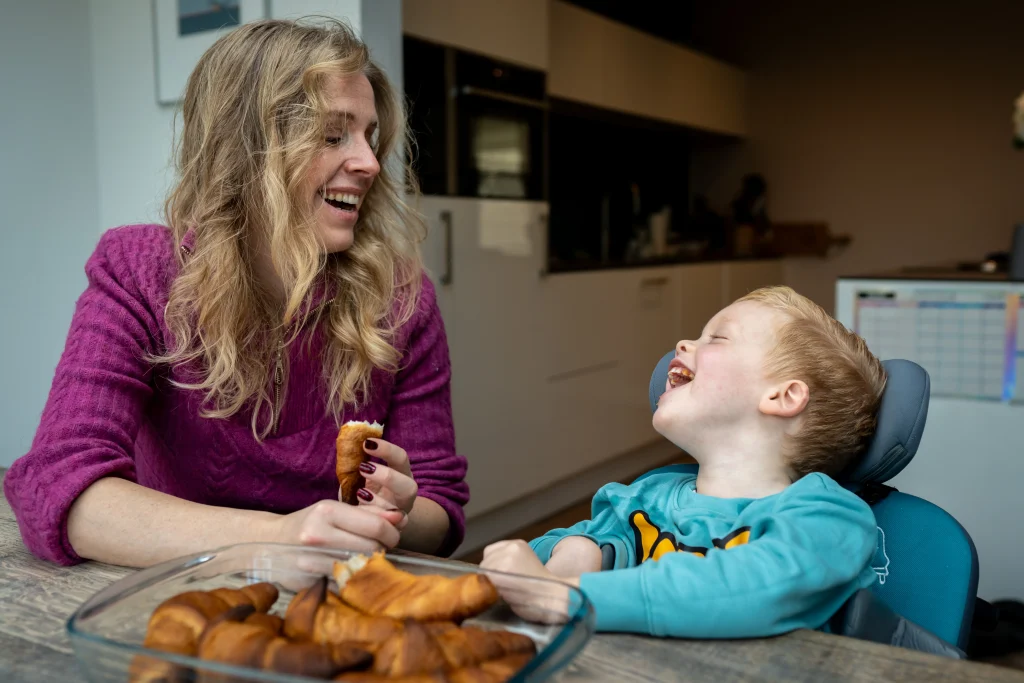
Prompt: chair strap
<box><xmin>856</xmin><ymin>481</ymin><xmax>898</xmax><ymax>506</ymax></box>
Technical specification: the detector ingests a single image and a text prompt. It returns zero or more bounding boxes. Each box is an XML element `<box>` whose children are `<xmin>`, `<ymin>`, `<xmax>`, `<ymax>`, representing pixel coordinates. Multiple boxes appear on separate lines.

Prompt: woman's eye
<box><xmin>326</xmin><ymin>135</ymin><xmax>345</xmax><ymax>146</ymax></box>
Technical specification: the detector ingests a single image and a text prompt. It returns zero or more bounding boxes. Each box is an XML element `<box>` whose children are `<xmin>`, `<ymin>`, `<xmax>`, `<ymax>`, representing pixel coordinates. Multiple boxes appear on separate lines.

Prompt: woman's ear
<box><xmin>759</xmin><ymin>379</ymin><xmax>809</xmax><ymax>418</ymax></box>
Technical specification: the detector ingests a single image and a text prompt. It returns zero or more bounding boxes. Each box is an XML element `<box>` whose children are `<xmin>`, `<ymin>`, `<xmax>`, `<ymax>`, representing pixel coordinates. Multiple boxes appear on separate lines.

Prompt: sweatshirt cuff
<box><xmin>580</xmin><ymin>567</ymin><xmax>651</xmax><ymax>633</ymax></box>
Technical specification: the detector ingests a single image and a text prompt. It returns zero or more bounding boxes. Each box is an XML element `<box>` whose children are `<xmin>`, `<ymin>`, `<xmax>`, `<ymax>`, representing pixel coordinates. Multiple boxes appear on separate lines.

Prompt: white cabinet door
<box><xmin>418</xmin><ymin>196</ymin><xmax>550</xmax><ymax>517</ymax></box>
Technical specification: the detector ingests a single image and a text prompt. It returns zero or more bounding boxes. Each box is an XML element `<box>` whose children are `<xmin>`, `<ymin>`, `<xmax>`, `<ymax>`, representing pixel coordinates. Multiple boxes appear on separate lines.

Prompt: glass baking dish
<box><xmin>66</xmin><ymin>543</ymin><xmax>595</xmax><ymax>682</ymax></box>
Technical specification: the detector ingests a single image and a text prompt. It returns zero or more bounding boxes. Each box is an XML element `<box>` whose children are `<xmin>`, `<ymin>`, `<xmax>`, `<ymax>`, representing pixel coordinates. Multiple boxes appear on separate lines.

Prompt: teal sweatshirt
<box><xmin>529</xmin><ymin>471</ymin><xmax>877</xmax><ymax>638</ymax></box>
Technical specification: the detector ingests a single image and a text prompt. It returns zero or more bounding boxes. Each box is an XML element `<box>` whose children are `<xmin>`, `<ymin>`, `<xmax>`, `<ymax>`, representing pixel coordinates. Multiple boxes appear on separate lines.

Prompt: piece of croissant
<box><xmin>334</xmin><ymin>673</ymin><xmax>447</xmax><ymax>683</ymax></box>
<box><xmin>337</xmin><ymin>553</ymin><xmax>499</xmax><ymax>622</ymax></box>
<box><xmin>284</xmin><ymin>575</ymin><xmax>400</xmax><ymax>651</ymax></box>
<box><xmin>315</xmin><ymin>599</ymin><xmax>402</xmax><ymax>651</ymax></box>
<box><xmin>129</xmin><ymin>589</ymin><xmax>259</xmax><ymax>683</ymax></box>
<box><xmin>431</xmin><ymin>625</ymin><xmax>536</xmax><ymax>669</ymax></box>
<box><xmin>244</xmin><ymin>612</ymin><xmax>284</xmax><ymax>635</ymax></box>
<box><xmin>446</xmin><ymin>653</ymin><xmax>535</xmax><ymax>683</ymax></box>
<box><xmin>372</xmin><ymin>619</ymin><xmax>448</xmax><ymax>677</ymax></box>
<box><xmin>208</xmin><ymin>583</ymin><xmax>279</xmax><ymax>613</ymax></box>
<box><xmin>336</xmin><ymin>421</ymin><xmax>383</xmax><ymax>503</ymax></box>
<box><xmin>197</xmin><ymin>604</ymin><xmax>372</xmax><ymax>681</ymax></box>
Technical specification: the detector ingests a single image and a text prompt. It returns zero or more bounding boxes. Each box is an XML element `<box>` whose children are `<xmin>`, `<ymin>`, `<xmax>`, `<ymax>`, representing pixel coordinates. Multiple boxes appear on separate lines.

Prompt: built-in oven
<box><xmin>403</xmin><ymin>35</ymin><xmax>547</xmax><ymax>200</ymax></box>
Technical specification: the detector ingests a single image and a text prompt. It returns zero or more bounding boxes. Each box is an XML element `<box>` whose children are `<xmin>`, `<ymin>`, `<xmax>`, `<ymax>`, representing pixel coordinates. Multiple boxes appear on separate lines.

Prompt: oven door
<box><xmin>456</xmin><ymin>88</ymin><xmax>546</xmax><ymax>201</ymax></box>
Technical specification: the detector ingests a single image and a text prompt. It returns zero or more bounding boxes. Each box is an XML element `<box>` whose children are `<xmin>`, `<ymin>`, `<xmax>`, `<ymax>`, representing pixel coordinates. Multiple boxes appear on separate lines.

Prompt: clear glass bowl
<box><xmin>66</xmin><ymin>543</ymin><xmax>595</xmax><ymax>682</ymax></box>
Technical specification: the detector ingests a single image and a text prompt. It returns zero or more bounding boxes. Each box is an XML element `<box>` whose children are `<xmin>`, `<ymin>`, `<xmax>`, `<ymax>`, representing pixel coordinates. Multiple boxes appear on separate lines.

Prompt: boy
<box><xmin>481</xmin><ymin>286</ymin><xmax>885</xmax><ymax>638</ymax></box>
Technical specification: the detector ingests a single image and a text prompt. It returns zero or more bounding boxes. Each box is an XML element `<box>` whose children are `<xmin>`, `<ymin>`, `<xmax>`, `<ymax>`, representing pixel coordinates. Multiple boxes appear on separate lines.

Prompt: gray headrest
<box><xmin>648</xmin><ymin>354</ymin><xmax>929</xmax><ymax>485</ymax></box>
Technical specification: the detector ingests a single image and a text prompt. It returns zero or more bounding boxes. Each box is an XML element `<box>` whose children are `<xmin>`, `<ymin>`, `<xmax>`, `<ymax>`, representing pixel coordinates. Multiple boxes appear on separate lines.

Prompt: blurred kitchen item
<box><xmin>769</xmin><ymin>222</ymin><xmax>851</xmax><ymax>257</ymax></box>
<box><xmin>649</xmin><ymin>206</ymin><xmax>671</xmax><ymax>257</ymax></box>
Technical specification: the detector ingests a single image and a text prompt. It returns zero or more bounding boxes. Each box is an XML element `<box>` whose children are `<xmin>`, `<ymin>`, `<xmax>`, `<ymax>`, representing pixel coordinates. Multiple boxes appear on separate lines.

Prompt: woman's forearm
<box><xmin>398</xmin><ymin>496</ymin><xmax>450</xmax><ymax>554</ymax></box>
<box><xmin>67</xmin><ymin>477</ymin><xmax>279</xmax><ymax>568</ymax></box>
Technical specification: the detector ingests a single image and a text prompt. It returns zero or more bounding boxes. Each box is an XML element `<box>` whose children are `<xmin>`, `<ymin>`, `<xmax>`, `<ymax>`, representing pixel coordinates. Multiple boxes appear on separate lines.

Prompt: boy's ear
<box><xmin>759</xmin><ymin>379</ymin><xmax>809</xmax><ymax>418</ymax></box>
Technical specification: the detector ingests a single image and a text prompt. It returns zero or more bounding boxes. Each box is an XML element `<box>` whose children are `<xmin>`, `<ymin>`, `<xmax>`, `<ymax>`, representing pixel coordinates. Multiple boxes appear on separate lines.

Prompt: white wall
<box><xmin>0</xmin><ymin>0</ymin><xmax>401</xmax><ymax>468</ymax></box>
<box><xmin>0</xmin><ymin>0</ymin><xmax>101</xmax><ymax>468</ymax></box>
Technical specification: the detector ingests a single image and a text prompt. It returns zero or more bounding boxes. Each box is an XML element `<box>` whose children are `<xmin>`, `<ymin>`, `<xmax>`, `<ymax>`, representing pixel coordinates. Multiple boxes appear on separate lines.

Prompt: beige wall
<box><xmin>690</xmin><ymin>1</ymin><xmax>1024</xmax><ymax>311</ymax></box>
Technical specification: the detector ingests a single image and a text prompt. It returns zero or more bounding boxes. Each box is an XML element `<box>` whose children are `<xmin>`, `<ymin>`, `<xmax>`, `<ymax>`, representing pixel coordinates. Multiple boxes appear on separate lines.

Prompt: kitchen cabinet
<box><xmin>402</xmin><ymin>0</ymin><xmax>549</xmax><ymax>70</ymax></box>
<box><xmin>547</xmin><ymin>0</ymin><xmax>746</xmax><ymax>137</ymax></box>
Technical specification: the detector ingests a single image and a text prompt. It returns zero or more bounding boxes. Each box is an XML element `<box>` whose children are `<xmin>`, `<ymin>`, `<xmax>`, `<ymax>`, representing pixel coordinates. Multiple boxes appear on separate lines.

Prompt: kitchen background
<box><xmin>1</xmin><ymin>1</ymin><xmax>1022</xmax><ymax>571</ymax></box>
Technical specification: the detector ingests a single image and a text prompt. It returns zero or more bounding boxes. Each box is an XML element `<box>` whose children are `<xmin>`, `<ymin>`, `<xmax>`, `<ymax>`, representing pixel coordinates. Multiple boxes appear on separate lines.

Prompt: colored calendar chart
<box><xmin>854</xmin><ymin>289</ymin><xmax>1023</xmax><ymax>402</ymax></box>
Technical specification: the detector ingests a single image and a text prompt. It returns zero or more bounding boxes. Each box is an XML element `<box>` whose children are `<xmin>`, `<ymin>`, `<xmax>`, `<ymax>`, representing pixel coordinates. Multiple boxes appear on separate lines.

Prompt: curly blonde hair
<box><xmin>739</xmin><ymin>286</ymin><xmax>887</xmax><ymax>478</ymax></box>
<box><xmin>156</xmin><ymin>19</ymin><xmax>425</xmax><ymax>437</ymax></box>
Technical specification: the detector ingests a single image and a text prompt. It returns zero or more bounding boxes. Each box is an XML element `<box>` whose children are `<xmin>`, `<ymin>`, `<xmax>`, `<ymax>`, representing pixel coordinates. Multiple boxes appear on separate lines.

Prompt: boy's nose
<box><xmin>676</xmin><ymin>339</ymin><xmax>693</xmax><ymax>355</ymax></box>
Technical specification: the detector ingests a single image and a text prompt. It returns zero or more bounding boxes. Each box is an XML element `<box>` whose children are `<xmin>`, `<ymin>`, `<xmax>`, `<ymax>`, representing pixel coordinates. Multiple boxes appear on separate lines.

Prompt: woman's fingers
<box><xmin>364</xmin><ymin>439</ymin><xmax>412</xmax><ymax>477</ymax></box>
<box><xmin>299</xmin><ymin>500</ymin><xmax>401</xmax><ymax>549</ymax></box>
<box><xmin>359</xmin><ymin>461</ymin><xmax>417</xmax><ymax>510</ymax></box>
<box><xmin>358</xmin><ymin>495</ymin><xmax>409</xmax><ymax>531</ymax></box>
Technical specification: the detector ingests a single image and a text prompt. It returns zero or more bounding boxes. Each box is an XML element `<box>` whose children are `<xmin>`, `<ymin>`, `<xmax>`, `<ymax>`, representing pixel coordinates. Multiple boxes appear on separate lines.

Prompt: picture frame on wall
<box><xmin>153</xmin><ymin>0</ymin><xmax>266</xmax><ymax>104</ymax></box>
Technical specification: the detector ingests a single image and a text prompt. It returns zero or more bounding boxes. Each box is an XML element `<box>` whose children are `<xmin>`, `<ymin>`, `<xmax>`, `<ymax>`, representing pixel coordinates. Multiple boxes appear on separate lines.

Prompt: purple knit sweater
<box><xmin>4</xmin><ymin>225</ymin><xmax>469</xmax><ymax>565</ymax></box>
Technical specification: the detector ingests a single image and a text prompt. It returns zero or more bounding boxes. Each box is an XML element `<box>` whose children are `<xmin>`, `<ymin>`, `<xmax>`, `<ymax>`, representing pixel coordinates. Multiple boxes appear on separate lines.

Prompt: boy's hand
<box><xmin>546</xmin><ymin>536</ymin><xmax>603</xmax><ymax>577</ymax></box>
<box><xmin>480</xmin><ymin>540</ymin><xmax>578</xmax><ymax>624</ymax></box>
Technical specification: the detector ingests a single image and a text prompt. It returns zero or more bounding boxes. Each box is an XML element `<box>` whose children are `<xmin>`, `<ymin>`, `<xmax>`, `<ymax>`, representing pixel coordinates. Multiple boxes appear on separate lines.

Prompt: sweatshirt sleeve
<box><xmin>529</xmin><ymin>482</ymin><xmax>636</xmax><ymax>568</ymax></box>
<box><xmin>578</xmin><ymin>474</ymin><xmax>878</xmax><ymax>638</ymax></box>
<box><xmin>3</xmin><ymin>230</ymin><xmax>158</xmax><ymax>565</ymax></box>
<box><xmin>385</xmin><ymin>276</ymin><xmax>469</xmax><ymax>557</ymax></box>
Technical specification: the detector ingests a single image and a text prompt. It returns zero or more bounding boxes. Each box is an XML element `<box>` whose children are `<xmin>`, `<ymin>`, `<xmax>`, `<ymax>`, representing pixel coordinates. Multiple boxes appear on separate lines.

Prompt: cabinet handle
<box><xmin>641</xmin><ymin>276</ymin><xmax>669</xmax><ymax>287</ymax></box>
<box><xmin>440</xmin><ymin>210</ymin><xmax>453</xmax><ymax>286</ymax></box>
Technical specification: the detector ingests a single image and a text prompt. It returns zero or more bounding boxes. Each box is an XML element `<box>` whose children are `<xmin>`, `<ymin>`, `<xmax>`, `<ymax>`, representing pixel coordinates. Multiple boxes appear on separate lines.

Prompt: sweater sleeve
<box><xmin>3</xmin><ymin>230</ymin><xmax>159</xmax><ymax>565</ymax></box>
<box><xmin>384</xmin><ymin>276</ymin><xmax>469</xmax><ymax>557</ymax></box>
<box><xmin>578</xmin><ymin>475</ymin><xmax>878</xmax><ymax>638</ymax></box>
<box><xmin>529</xmin><ymin>482</ymin><xmax>636</xmax><ymax>568</ymax></box>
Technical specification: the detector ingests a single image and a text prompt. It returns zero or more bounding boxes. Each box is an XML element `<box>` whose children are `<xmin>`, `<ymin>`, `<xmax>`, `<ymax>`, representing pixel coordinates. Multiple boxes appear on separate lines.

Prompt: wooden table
<box><xmin>2</xmin><ymin>468</ymin><xmax>1022</xmax><ymax>682</ymax></box>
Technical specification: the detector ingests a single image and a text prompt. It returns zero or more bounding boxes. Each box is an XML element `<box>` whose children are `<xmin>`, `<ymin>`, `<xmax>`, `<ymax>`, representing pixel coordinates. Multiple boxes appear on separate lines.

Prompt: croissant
<box><xmin>197</xmin><ymin>603</ymin><xmax>373</xmax><ymax>681</ymax></box>
<box><xmin>285</xmin><ymin>575</ymin><xmax>400</xmax><ymax>651</ymax></box>
<box><xmin>336</xmin><ymin>420</ymin><xmax>383</xmax><ymax>503</ymax></box>
<box><xmin>446</xmin><ymin>653</ymin><xmax>535</xmax><ymax>683</ymax></box>
<box><xmin>430</xmin><ymin>625</ymin><xmax>536</xmax><ymax>669</ymax></box>
<box><xmin>129</xmin><ymin>583</ymin><xmax>279</xmax><ymax>683</ymax></box>
<box><xmin>371</xmin><ymin>619</ymin><xmax>448</xmax><ymax>677</ymax></box>
<box><xmin>334</xmin><ymin>673</ymin><xmax>446</xmax><ymax>683</ymax></box>
<box><xmin>336</xmin><ymin>554</ymin><xmax>499</xmax><ymax>622</ymax></box>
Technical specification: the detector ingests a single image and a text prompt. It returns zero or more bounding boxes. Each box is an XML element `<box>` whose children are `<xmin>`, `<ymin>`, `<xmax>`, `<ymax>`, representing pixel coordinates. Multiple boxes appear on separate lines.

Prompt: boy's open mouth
<box><xmin>667</xmin><ymin>361</ymin><xmax>695</xmax><ymax>389</ymax></box>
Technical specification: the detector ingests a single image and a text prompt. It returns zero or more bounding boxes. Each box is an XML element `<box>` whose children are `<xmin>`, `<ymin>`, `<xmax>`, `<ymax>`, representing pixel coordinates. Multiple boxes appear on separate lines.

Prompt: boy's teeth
<box><xmin>668</xmin><ymin>367</ymin><xmax>695</xmax><ymax>387</ymax></box>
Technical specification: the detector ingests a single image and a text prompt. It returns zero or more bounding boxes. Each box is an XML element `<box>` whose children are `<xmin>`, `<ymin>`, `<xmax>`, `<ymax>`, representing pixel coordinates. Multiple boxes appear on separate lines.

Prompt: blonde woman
<box><xmin>4</xmin><ymin>20</ymin><xmax>468</xmax><ymax>567</ymax></box>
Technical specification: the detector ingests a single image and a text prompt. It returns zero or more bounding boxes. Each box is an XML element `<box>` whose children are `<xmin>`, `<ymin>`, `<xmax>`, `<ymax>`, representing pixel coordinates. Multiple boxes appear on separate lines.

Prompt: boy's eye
<box><xmin>710</xmin><ymin>335</ymin><xmax>727</xmax><ymax>341</ymax></box>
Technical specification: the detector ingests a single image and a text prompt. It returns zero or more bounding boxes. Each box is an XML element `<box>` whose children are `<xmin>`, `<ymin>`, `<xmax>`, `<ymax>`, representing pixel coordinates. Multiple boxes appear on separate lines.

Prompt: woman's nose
<box><xmin>346</xmin><ymin>140</ymin><xmax>381</xmax><ymax>178</ymax></box>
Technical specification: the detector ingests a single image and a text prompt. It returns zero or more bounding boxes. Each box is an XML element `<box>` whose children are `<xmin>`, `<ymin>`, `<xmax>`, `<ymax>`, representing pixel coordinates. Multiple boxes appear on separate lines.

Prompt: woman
<box><xmin>3</xmin><ymin>19</ymin><xmax>468</xmax><ymax>567</ymax></box>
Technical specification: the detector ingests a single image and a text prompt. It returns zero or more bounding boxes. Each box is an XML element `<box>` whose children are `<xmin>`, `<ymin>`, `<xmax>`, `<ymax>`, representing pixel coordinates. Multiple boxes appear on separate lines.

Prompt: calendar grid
<box><xmin>854</xmin><ymin>290</ymin><xmax>1015</xmax><ymax>402</ymax></box>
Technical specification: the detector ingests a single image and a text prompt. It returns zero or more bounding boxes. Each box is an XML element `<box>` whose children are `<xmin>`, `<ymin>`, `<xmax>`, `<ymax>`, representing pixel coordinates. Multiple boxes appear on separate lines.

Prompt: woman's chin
<box><xmin>318</xmin><ymin>225</ymin><xmax>355</xmax><ymax>254</ymax></box>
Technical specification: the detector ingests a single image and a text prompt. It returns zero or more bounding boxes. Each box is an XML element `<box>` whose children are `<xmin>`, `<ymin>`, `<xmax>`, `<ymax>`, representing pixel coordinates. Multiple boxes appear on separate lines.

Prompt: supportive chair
<box><xmin>638</xmin><ymin>353</ymin><xmax>978</xmax><ymax>657</ymax></box>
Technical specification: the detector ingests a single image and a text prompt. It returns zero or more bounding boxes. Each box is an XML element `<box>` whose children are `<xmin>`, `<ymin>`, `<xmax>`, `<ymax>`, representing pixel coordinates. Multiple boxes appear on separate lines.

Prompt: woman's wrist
<box><xmin>397</xmin><ymin>495</ymin><xmax>451</xmax><ymax>555</ymax></box>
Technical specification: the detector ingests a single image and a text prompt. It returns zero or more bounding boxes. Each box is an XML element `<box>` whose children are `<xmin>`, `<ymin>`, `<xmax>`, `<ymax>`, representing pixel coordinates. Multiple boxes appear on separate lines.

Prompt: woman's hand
<box><xmin>352</xmin><ymin>438</ymin><xmax>418</xmax><ymax>531</ymax></box>
<box><xmin>480</xmin><ymin>540</ymin><xmax>577</xmax><ymax>624</ymax></box>
<box><xmin>267</xmin><ymin>499</ymin><xmax>405</xmax><ymax>553</ymax></box>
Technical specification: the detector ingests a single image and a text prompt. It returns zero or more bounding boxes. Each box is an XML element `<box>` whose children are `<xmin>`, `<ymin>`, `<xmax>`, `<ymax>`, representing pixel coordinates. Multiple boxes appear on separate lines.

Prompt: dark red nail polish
<box><xmin>359</xmin><ymin>461</ymin><xmax>376</xmax><ymax>474</ymax></box>
<box><xmin>356</xmin><ymin>488</ymin><xmax>373</xmax><ymax>502</ymax></box>
<box><xmin>364</xmin><ymin>439</ymin><xmax>378</xmax><ymax>451</ymax></box>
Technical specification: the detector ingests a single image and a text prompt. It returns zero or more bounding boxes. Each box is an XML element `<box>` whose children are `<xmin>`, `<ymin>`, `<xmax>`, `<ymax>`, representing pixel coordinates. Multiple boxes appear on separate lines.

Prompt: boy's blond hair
<box><xmin>739</xmin><ymin>286</ymin><xmax>887</xmax><ymax>478</ymax></box>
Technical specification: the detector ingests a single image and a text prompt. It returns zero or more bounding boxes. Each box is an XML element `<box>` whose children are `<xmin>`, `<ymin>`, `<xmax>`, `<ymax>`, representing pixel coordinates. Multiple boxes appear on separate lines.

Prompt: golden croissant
<box><xmin>336</xmin><ymin>421</ymin><xmax>384</xmax><ymax>503</ymax></box>
<box><xmin>196</xmin><ymin>604</ymin><xmax>373</xmax><ymax>681</ymax></box>
<box><xmin>129</xmin><ymin>583</ymin><xmax>280</xmax><ymax>683</ymax></box>
<box><xmin>285</xmin><ymin>575</ymin><xmax>400</xmax><ymax>651</ymax></box>
<box><xmin>336</xmin><ymin>554</ymin><xmax>499</xmax><ymax>623</ymax></box>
